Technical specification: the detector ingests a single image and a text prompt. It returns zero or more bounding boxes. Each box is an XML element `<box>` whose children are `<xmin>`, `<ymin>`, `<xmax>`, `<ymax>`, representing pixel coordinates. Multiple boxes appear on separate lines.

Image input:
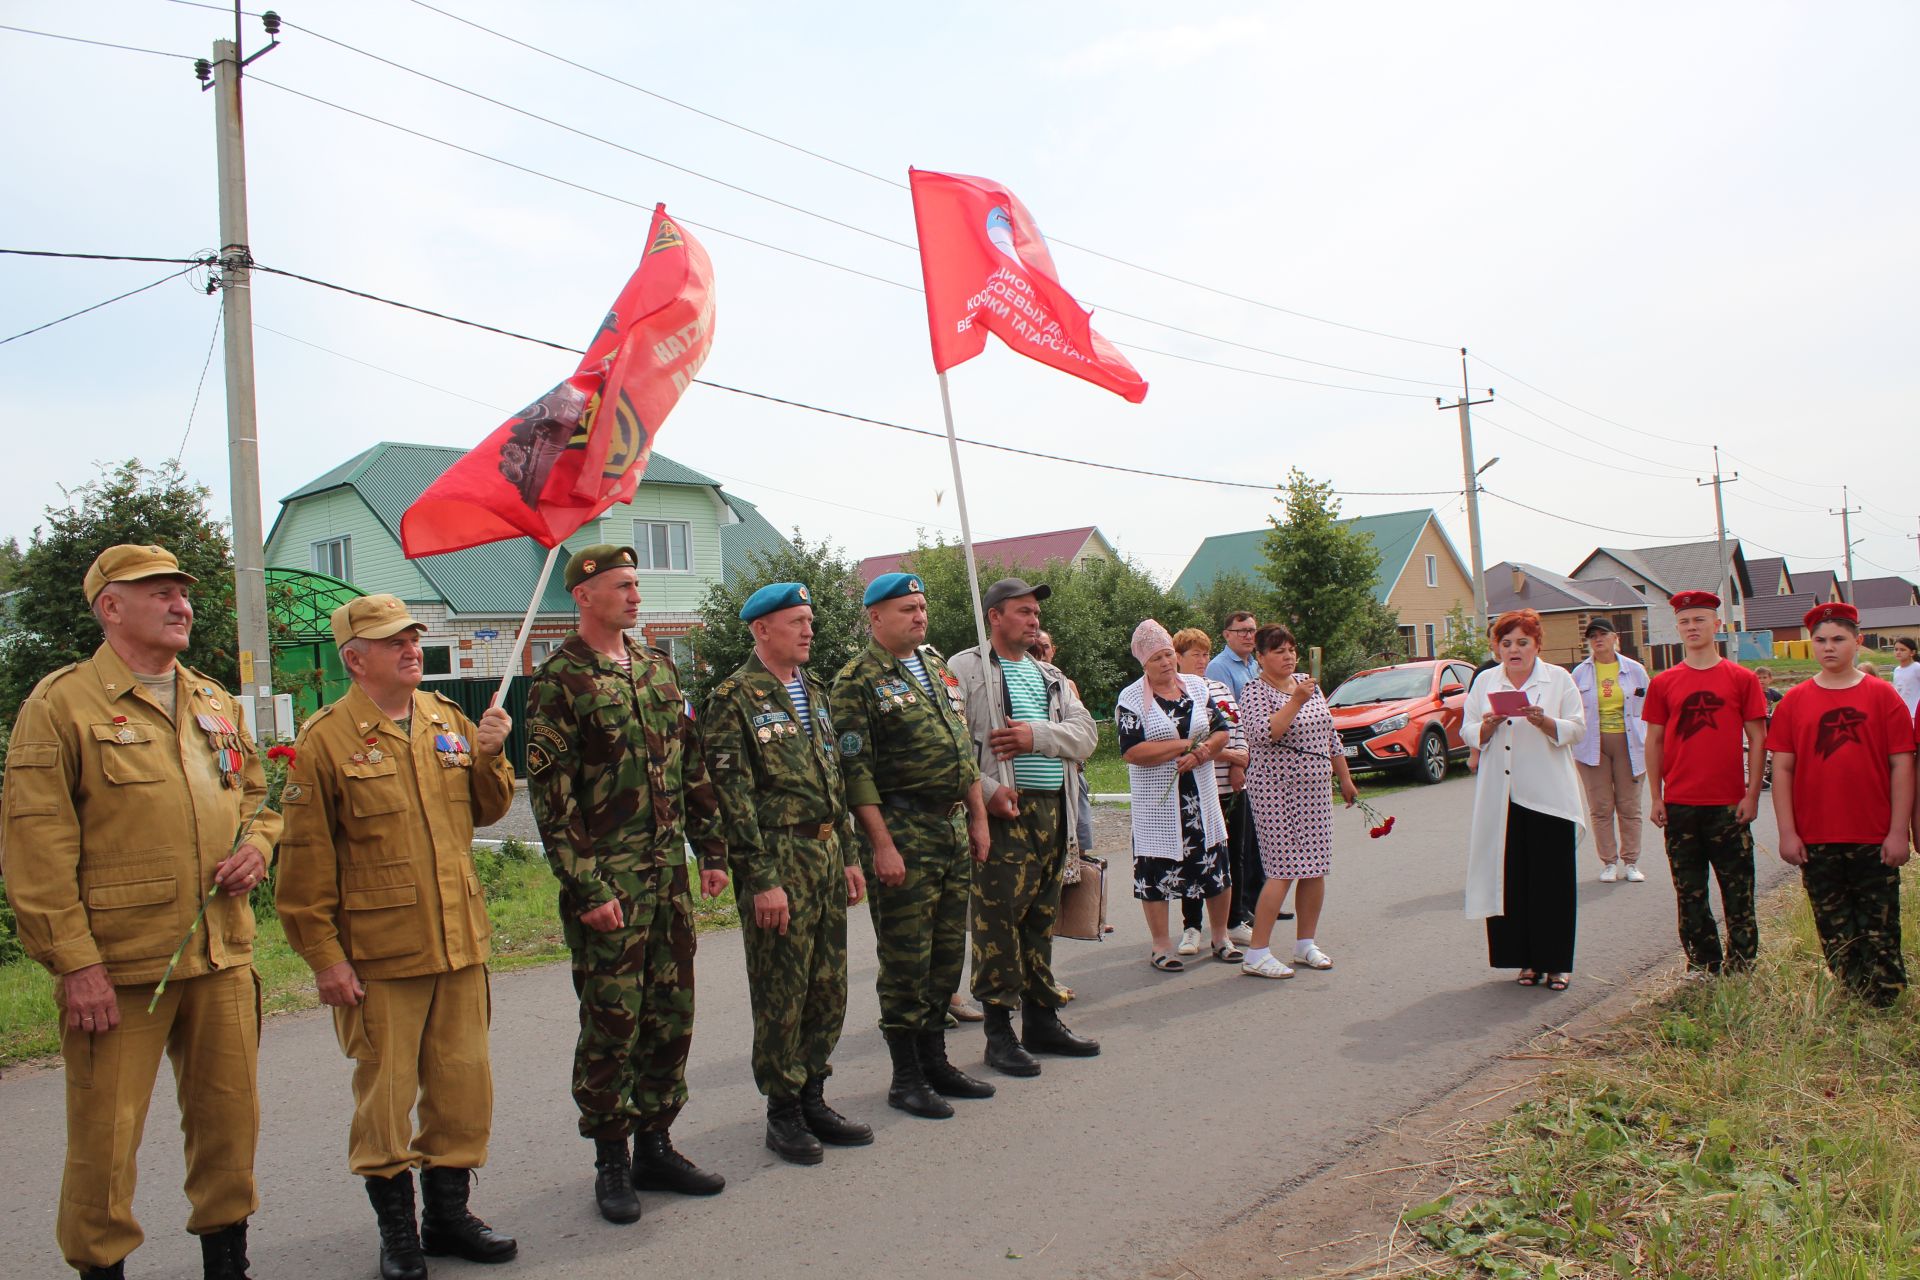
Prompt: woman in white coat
<box><xmin>1463</xmin><ymin>609</ymin><xmax>1588</xmax><ymax>991</ymax></box>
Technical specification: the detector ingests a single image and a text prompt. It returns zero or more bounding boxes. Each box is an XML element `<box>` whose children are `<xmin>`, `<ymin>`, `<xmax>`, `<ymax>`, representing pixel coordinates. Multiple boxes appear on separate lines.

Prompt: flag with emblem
<box><xmin>399</xmin><ymin>204</ymin><xmax>716</xmax><ymax>556</ymax></box>
<box><xmin>909</xmin><ymin>168</ymin><xmax>1147</xmax><ymax>403</ymax></box>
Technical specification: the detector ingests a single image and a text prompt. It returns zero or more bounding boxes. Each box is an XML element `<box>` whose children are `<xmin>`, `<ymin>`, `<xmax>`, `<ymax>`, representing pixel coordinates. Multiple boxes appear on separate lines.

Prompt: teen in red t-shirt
<box><xmin>1767</xmin><ymin>603</ymin><xmax>1913</xmax><ymax>1005</ymax></box>
<box><xmin>1642</xmin><ymin>593</ymin><xmax>1768</xmax><ymax>972</ymax></box>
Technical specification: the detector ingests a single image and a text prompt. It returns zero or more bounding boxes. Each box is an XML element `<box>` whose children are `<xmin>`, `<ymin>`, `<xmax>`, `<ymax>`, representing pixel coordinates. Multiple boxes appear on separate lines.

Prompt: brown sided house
<box><xmin>1485</xmin><ymin>561</ymin><xmax>1651</xmax><ymax>668</ymax></box>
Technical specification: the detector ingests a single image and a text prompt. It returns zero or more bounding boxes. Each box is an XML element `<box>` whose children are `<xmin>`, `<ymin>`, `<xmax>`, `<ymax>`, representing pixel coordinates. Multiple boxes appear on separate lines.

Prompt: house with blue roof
<box><xmin>265</xmin><ymin>442</ymin><xmax>789</xmax><ymax>681</ymax></box>
<box><xmin>1173</xmin><ymin>509</ymin><xmax>1475</xmax><ymax>659</ymax></box>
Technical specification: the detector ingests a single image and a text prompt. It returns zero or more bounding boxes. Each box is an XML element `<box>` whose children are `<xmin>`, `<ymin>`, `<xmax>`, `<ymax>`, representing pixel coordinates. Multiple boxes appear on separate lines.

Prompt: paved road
<box><xmin>0</xmin><ymin>776</ymin><xmax>1790</xmax><ymax>1279</ymax></box>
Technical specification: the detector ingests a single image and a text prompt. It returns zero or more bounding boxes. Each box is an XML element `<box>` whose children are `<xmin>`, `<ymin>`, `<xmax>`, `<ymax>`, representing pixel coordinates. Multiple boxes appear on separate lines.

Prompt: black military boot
<box><xmin>592</xmin><ymin>1137</ymin><xmax>641</xmax><ymax>1224</ymax></box>
<box><xmin>918</xmin><ymin>1028</ymin><xmax>996</xmax><ymax>1099</ymax></box>
<box><xmin>364</xmin><ymin>1171</ymin><xmax>427</xmax><ymax>1280</ymax></box>
<box><xmin>633</xmin><ymin>1129</ymin><xmax>726</xmax><ymax>1195</ymax></box>
<box><xmin>419</xmin><ymin>1166</ymin><xmax>518</xmax><ymax>1264</ymax></box>
<box><xmin>765</xmin><ymin>1095</ymin><xmax>824</xmax><ymax>1166</ymax></box>
<box><xmin>79</xmin><ymin>1266</ymin><xmax>125</xmax><ymax>1280</ymax></box>
<box><xmin>799</xmin><ymin>1075</ymin><xmax>875</xmax><ymax>1146</ymax></box>
<box><xmin>982</xmin><ymin>1005</ymin><xmax>1041</xmax><ymax>1077</ymax></box>
<box><xmin>884</xmin><ymin>1029</ymin><xmax>954</xmax><ymax>1118</ymax></box>
<box><xmin>199</xmin><ymin>1221</ymin><xmax>253</xmax><ymax>1280</ymax></box>
<box><xmin>1022</xmin><ymin>1004</ymin><xmax>1101</xmax><ymax>1057</ymax></box>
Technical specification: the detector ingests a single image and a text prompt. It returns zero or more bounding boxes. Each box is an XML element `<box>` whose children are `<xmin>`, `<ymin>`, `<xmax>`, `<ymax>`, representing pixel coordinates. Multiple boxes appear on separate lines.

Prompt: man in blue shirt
<box><xmin>1205</xmin><ymin>612</ymin><xmax>1259</xmax><ymax>700</ymax></box>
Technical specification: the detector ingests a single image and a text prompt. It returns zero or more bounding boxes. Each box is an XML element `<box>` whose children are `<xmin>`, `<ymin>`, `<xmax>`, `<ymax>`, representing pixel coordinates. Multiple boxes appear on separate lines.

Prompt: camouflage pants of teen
<box><xmin>1802</xmin><ymin>843</ymin><xmax>1906</xmax><ymax>1007</ymax></box>
<box><xmin>738</xmin><ymin>831</ymin><xmax>849</xmax><ymax>1099</ymax></box>
<box><xmin>1662</xmin><ymin>803</ymin><xmax>1757</xmax><ymax>973</ymax></box>
<box><xmin>971</xmin><ymin>791</ymin><xmax>1066</xmax><ymax>1012</ymax></box>
<box><xmin>566</xmin><ymin>862</ymin><xmax>696</xmax><ymax>1139</ymax></box>
<box><xmin>870</xmin><ymin>803</ymin><xmax>972</xmax><ymax>1034</ymax></box>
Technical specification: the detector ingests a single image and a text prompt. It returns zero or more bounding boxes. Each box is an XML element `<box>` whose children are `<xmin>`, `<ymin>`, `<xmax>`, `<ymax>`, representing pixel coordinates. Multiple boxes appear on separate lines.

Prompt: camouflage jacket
<box><xmin>829</xmin><ymin>640</ymin><xmax>977</xmax><ymax>809</ymax></box>
<box><xmin>524</xmin><ymin>634</ymin><xmax>724</xmax><ymax>913</ymax></box>
<box><xmin>700</xmin><ymin>652</ymin><xmax>853</xmax><ymax>897</ymax></box>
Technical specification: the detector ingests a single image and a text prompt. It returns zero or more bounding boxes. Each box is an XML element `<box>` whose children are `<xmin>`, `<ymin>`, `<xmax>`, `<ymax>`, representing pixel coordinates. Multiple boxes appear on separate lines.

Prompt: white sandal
<box><xmin>1241</xmin><ymin>954</ymin><xmax>1295</xmax><ymax>979</ymax></box>
<box><xmin>1293</xmin><ymin>944</ymin><xmax>1334</xmax><ymax>970</ymax></box>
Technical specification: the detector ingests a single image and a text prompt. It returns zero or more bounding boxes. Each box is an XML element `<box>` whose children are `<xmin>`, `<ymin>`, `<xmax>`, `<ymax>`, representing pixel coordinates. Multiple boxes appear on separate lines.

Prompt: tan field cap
<box><xmin>83</xmin><ymin>544</ymin><xmax>198</xmax><ymax>605</ymax></box>
<box><xmin>331</xmin><ymin>594</ymin><xmax>428</xmax><ymax>648</ymax></box>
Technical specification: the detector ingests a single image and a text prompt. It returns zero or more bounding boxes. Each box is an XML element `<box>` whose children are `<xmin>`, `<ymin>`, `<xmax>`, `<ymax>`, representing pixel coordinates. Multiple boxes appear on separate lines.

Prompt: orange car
<box><xmin>1326</xmin><ymin>659</ymin><xmax>1476</xmax><ymax>784</ymax></box>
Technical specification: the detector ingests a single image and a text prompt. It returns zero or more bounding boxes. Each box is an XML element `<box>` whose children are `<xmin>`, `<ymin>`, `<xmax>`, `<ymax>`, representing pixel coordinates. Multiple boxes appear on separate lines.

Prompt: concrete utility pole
<box><xmin>201</xmin><ymin>15</ymin><xmax>282</xmax><ymax>737</ymax></box>
<box><xmin>1437</xmin><ymin>349</ymin><xmax>1495</xmax><ymax>634</ymax></box>
<box><xmin>1831</xmin><ymin>487</ymin><xmax>1862</xmax><ymax>600</ymax></box>
<box><xmin>1697</xmin><ymin>445</ymin><xmax>1739</xmax><ymax>633</ymax></box>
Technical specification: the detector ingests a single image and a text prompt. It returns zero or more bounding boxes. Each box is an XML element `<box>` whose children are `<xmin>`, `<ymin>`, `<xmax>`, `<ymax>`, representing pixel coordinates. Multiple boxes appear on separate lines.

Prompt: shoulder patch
<box><xmin>530</xmin><ymin>723</ymin><xmax>568</xmax><ymax>755</ymax></box>
<box><xmin>713</xmin><ymin>678</ymin><xmax>738</xmax><ymax>698</ymax></box>
<box><xmin>839</xmin><ymin>730</ymin><xmax>863</xmax><ymax>756</ymax></box>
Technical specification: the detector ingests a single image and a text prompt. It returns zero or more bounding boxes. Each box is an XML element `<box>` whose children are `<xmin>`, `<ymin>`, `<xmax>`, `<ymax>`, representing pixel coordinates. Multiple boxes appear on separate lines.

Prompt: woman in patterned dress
<box><xmin>1239</xmin><ymin>624</ymin><xmax>1358</xmax><ymax>978</ymax></box>
<box><xmin>1116</xmin><ymin>620</ymin><xmax>1237</xmax><ymax>972</ymax></box>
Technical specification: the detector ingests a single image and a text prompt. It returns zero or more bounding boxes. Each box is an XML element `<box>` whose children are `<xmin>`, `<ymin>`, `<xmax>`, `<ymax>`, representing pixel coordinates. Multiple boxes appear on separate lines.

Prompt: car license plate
<box><xmin>1342</xmin><ymin>744</ymin><xmax>1359</xmax><ymax>758</ymax></box>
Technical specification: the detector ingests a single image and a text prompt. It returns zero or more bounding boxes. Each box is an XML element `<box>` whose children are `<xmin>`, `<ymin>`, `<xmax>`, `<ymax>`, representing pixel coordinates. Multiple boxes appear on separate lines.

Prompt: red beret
<box><xmin>1669</xmin><ymin>590</ymin><xmax>1720</xmax><ymax>612</ymax></box>
<box><xmin>1804</xmin><ymin>601</ymin><xmax>1859</xmax><ymax>630</ymax></box>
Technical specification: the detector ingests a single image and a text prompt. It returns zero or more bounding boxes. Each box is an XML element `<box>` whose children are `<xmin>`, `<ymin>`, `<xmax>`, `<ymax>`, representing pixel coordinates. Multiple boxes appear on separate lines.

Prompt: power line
<box><xmin>1479</xmin><ymin>490</ymin><xmax>1710</xmax><ymax>541</ymax></box>
<box><xmin>175</xmin><ymin>308</ymin><xmax>224</xmax><ymax>461</ymax></box>
<box><xmin>254</xmin><ymin>323</ymin><xmax>508</xmax><ymax>411</ymax></box>
<box><xmin>257</xmin><ymin>22</ymin><xmax>1471</xmax><ymax>395</ymax></box>
<box><xmin>1475</xmin><ymin>413</ymin><xmax>1695</xmax><ymax>482</ymax></box>
<box><xmin>0</xmin><ymin>264</ymin><xmax>199</xmax><ymax>346</ymax></box>
<box><xmin>1493</xmin><ymin>394</ymin><xmax>1701</xmax><ymax>477</ymax></box>
<box><xmin>0</xmin><ymin>22</ymin><xmax>196</xmax><ymax>61</ymax></box>
<box><xmin>0</xmin><ymin>248</ymin><xmax>209</xmax><ymax>266</ymax></box>
<box><xmin>1469</xmin><ymin>354</ymin><xmax>1712</xmax><ymax>448</ymax></box>
<box><xmin>393</xmin><ymin>0</ymin><xmax>1459</xmax><ymax>352</ymax></box>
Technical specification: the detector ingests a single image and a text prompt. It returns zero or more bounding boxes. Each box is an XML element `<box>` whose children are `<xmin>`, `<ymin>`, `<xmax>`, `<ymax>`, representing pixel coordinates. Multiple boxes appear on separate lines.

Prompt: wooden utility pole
<box><xmin>1697</xmin><ymin>446</ymin><xmax>1739</xmax><ymax>633</ymax></box>
<box><xmin>1831</xmin><ymin>486</ymin><xmax>1862</xmax><ymax>599</ymax></box>
<box><xmin>1438</xmin><ymin>350</ymin><xmax>1494</xmax><ymax>634</ymax></box>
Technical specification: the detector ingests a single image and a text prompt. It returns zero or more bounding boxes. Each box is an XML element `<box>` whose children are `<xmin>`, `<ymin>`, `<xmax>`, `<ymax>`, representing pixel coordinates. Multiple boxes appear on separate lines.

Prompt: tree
<box><xmin>899</xmin><ymin>538</ymin><xmax>1197</xmax><ymax>717</ymax></box>
<box><xmin>0</xmin><ymin>537</ymin><xmax>23</xmax><ymax>593</ymax></box>
<box><xmin>1259</xmin><ymin>468</ymin><xmax>1394</xmax><ymax>687</ymax></box>
<box><xmin>1186</xmin><ymin>568</ymin><xmax>1278</xmax><ymax>638</ymax></box>
<box><xmin>0</xmin><ymin>460</ymin><xmax>239</xmax><ymax>727</ymax></box>
<box><xmin>688</xmin><ymin>532</ymin><xmax>867</xmax><ymax>707</ymax></box>
<box><xmin>1439</xmin><ymin>602</ymin><xmax>1491</xmax><ymax>663</ymax></box>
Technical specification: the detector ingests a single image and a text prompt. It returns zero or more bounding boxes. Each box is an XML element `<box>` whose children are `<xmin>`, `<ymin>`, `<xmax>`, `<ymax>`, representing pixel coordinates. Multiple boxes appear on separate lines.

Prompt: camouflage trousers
<box><xmin>737</xmin><ymin>830</ymin><xmax>849</xmax><ymax>1099</ymax></box>
<box><xmin>566</xmin><ymin>862</ymin><xmax>696</xmax><ymax>1140</ymax></box>
<box><xmin>1662</xmin><ymin>804</ymin><xmax>1757</xmax><ymax>973</ymax></box>
<box><xmin>971</xmin><ymin>791</ymin><xmax>1066</xmax><ymax>1012</ymax></box>
<box><xmin>869</xmin><ymin>801</ymin><xmax>973</xmax><ymax>1034</ymax></box>
<box><xmin>1802</xmin><ymin>843</ymin><xmax>1906</xmax><ymax>1007</ymax></box>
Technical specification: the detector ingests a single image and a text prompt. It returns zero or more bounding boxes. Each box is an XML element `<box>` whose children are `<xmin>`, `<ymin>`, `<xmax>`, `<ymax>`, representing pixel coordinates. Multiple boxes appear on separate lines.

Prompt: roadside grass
<box><xmin>1398</xmin><ymin>874</ymin><xmax>1920</xmax><ymax>1279</ymax></box>
<box><xmin>0</xmin><ymin>840</ymin><xmax>743</xmax><ymax>1068</ymax></box>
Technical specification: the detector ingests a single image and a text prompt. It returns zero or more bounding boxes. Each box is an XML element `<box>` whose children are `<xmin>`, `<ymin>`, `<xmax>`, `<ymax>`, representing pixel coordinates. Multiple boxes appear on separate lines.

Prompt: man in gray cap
<box><xmin>946</xmin><ymin>578</ymin><xmax>1100</xmax><ymax>1076</ymax></box>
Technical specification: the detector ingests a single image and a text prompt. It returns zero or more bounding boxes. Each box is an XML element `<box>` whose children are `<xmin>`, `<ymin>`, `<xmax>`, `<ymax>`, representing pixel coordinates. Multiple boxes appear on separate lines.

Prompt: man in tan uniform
<box><xmin>276</xmin><ymin>595</ymin><xmax>517</xmax><ymax>1280</ymax></box>
<box><xmin>1</xmin><ymin>544</ymin><xmax>279</xmax><ymax>1280</ymax></box>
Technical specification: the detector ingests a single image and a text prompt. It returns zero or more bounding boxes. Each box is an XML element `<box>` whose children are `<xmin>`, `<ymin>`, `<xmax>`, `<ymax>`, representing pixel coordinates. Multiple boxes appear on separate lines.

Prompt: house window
<box><xmin>419</xmin><ymin>641</ymin><xmax>456</xmax><ymax>681</ymax></box>
<box><xmin>528</xmin><ymin>639</ymin><xmax>561</xmax><ymax>667</ymax></box>
<box><xmin>633</xmin><ymin>521</ymin><xmax>691</xmax><ymax>573</ymax></box>
<box><xmin>1425</xmin><ymin>554</ymin><xmax>1438</xmax><ymax>588</ymax></box>
<box><xmin>1397</xmin><ymin>625</ymin><xmax>1416</xmax><ymax>658</ymax></box>
<box><xmin>312</xmin><ymin>536</ymin><xmax>351</xmax><ymax>582</ymax></box>
<box><xmin>1423</xmin><ymin>622</ymin><xmax>1437</xmax><ymax>657</ymax></box>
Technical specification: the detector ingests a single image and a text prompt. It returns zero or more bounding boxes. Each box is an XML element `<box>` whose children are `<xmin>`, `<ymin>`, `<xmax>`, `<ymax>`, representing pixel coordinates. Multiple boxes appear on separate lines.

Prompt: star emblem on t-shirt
<box><xmin>1814</xmin><ymin>706</ymin><xmax>1869</xmax><ymax>759</ymax></box>
<box><xmin>1671</xmin><ymin>690</ymin><xmax>1725</xmax><ymax>742</ymax></box>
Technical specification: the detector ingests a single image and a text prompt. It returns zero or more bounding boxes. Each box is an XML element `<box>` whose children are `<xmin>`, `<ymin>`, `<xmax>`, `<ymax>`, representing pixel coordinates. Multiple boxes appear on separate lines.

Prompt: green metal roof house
<box><xmin>1174</xmin><ymin>509</ymin><xmax>1476</xmax><ymax>659</ymax></box>
<box><xmin>265</xmin><ymin>442</ymin><xmax>789</xmax><ymax>680</ymax></box>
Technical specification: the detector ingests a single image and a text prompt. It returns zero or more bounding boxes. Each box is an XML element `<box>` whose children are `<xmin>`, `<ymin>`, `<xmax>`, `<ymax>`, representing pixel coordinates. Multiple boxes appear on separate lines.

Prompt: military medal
<box><xmin>116</xmin><ymin>728</ymin><xmax>135</xmax><ymax>744</ymax></box>
<box><xmin>758</xmin><ymin>727</ymin><xmax>772</xmax><ymax>742</ymax></box>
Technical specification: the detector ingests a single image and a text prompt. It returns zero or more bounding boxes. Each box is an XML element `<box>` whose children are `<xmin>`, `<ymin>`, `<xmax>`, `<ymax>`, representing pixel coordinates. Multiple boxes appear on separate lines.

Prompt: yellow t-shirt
<box><xmin>1596</xmin><ymin>661</ymin><xmax>1625</xmax><ymax>733</ymax></box>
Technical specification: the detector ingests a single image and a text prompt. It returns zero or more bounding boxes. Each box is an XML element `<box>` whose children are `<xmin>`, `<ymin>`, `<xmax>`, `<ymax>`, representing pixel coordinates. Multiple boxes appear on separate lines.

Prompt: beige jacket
<box><xmin>1</xmin><ymin>643</ymin><xmax>280</xmax><ymax>983</ymax></box>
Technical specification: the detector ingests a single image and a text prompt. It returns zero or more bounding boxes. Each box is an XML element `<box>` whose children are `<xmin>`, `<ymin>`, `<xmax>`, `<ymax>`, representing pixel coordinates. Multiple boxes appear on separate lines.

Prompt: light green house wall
<box><xmin>264</xmin><ymin>488</ymin><xmax>436</xmax><ymax>600</ymax></box>
<box><xmin>592</xmin><ymin>484</ymin><xmax>724</xmax><ymax>614</ymax></box>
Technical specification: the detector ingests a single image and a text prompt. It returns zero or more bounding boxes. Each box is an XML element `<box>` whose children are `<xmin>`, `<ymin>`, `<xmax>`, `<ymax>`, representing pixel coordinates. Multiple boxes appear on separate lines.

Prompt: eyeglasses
<box><xmin>1224</xmin><ymin>627</ymin><xmax>1256</xmax><ymax>635</ymax></box>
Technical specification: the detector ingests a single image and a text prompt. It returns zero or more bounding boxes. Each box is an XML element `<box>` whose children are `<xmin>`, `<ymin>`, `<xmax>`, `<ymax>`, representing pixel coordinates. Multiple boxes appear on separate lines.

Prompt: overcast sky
<box><xmin>5</xmin><ymin>1</ymin><xmax>1917</xmax><ymax>593</ymax></box>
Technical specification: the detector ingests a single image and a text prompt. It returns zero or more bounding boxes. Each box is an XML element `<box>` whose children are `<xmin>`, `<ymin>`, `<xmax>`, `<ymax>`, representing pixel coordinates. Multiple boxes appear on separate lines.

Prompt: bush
<box><xmin>0</xmin><ymin>882</ymin><xmax>24</xmax><ymax>967</ymax></box>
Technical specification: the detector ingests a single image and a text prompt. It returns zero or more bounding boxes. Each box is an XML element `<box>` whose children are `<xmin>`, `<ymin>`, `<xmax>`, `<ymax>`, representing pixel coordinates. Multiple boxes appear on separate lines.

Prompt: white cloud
<box><xmin>1055</xmin><ymin>15</ymin><xmax>1267</xmax><ymax>77</ymax></box>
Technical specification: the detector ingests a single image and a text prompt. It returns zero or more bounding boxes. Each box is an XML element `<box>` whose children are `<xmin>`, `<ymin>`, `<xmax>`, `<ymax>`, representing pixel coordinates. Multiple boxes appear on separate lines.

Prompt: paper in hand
<box><xmin>1487</xmin><ymin>690</ymin><xmax>1532</xmax><ymax>715</ymax></box>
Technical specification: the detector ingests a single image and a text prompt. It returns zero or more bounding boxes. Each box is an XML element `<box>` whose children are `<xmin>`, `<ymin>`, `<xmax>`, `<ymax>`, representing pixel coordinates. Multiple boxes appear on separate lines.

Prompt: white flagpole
<box><xmin>937</xmin><ymin>371</ymin><xmax>1012</xmax><ymax>789</ymax></box>
<box><xmin>494</xmin><ymin>541</ymin><xmax>564</xmax><ymax>707</ymax></box>
<box><xmin>938</xmin><ymin>371</ymin><xmax>990</xmax><ymax>652</ymax></box>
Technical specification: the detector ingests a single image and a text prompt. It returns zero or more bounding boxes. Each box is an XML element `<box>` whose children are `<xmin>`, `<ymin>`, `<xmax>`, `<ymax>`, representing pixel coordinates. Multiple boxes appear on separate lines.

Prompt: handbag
<box><xmin>1052</xmin><ymin>854</ymin><xmax>1108</xmax><ymax>942</ymax></box>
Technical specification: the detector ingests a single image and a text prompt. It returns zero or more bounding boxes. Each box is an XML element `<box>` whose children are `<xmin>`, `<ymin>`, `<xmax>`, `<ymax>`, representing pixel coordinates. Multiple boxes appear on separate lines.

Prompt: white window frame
<box><xmin>311</xmin><ymin>535</ymin><xmax>352</xmax><ymax>582</ymax></box>
<box><xmin>1425</xmin><ymin>554</ymin><xmax>1438</xmax><ymax>588</ymax></box>
<box><xmin>632</xmin><ymin>520</ymin><xmax>693</xmax><ymax>574</ymax></box>
<box><xmin>528</xmin><ymin>639</ymin><xmax>562</xmax><ymax>667</ymax></box>
<box><xmin>418</xmin><ymin>639</ymin><xmax>458</xmax><ymax>682</ymax></box>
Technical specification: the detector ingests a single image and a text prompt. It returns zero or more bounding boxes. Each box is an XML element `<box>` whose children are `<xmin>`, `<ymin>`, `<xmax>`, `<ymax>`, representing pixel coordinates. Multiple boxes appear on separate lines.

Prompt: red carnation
<box><xmin>267</xmin><ymin>745</ymin><xmax>297</xmax><ymax>764</ymax></box>
<box><xmin>1381</xmin><ymin>815</ymin><xmax>1395</xmax><ymax>834</ymax></box>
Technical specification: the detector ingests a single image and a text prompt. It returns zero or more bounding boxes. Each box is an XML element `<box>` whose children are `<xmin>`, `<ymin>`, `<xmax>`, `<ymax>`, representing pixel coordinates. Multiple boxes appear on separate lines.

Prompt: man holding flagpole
<box><xmin>702</xmin><ymin>583</ymin><xmax>871</xmax><ymax>1165</ymax></box>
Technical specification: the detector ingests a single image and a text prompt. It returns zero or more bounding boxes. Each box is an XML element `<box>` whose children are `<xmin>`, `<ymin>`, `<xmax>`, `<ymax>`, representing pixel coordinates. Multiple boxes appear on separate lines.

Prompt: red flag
<box><xmin>400</xmin><ymin>205</ymin><xmax>715</xmax><ymax>556</ymax></box>
<box><xmin>909</xmin><ymin>169</ymin><xmax>1146</xmax><ymax>403</ymax></box>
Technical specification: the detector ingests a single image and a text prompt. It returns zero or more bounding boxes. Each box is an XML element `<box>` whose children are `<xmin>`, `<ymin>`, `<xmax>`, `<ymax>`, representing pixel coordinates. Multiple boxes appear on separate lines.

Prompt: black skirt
<box><xmin>1485</xmin><ymin>801</ymin><xmax>1577</xmax><ymax>973</ymax></box>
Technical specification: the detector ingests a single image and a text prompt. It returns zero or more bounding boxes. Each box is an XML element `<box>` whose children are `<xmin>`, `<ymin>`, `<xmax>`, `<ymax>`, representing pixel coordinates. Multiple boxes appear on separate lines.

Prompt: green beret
<box><xmin>741</xmin><ymin>581</ymin><xmax>812</xmax><ymax>622</ymax></box>
<box><xmin>564</xmin><ymin>544</ymin><xmax>638</xmax><ymax>591</ymax></box>
<box><xmin>863</xmin><ymin>572</ymin><xmax>925</xmax><ymax>607</ymax></box>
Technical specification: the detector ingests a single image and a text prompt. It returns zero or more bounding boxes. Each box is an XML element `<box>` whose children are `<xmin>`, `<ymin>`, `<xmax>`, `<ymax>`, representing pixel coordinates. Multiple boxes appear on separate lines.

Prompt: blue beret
<box><xmin>740</xmin><ymin>581</ymin><xmax>813</xmax><ymax>622</ymax></box>
<box><xmin>863</xmin><ymin>572</ymin><xmax>925</xmax><ymax>607</ymax></box>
